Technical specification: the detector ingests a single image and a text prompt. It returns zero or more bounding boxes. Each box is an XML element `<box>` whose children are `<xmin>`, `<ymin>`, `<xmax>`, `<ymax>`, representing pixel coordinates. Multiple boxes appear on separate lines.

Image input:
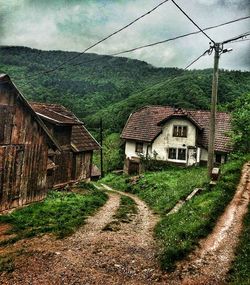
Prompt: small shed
<box><xmin>30</xmin><ymin>102</ymin><xmax>100</xmax><ymax>187</ymax></box>
<box><xmin>0</xmin><ymin>74</ymin><xmax>59</xmax><ymax>211</ymax></box>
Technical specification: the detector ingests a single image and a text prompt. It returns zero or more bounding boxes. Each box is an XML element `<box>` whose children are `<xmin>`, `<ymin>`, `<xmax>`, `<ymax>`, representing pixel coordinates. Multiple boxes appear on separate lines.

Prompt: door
<box><xmin>0</xmin><ymin>145</ymin><xmax>24</xmax><ymax>211</ymax></box>
<box><xmin>128</xmin><ymin>161</ymin><xmax>139</xmax><ymax>175</ymax></box>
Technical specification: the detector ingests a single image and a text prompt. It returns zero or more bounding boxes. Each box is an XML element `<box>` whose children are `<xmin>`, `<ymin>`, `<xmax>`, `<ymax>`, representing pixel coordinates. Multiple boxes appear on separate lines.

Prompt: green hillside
<box><xmin>1</xmin><ymin>46</ymin><xmax>249</xmax><ymax>134</ymax></box>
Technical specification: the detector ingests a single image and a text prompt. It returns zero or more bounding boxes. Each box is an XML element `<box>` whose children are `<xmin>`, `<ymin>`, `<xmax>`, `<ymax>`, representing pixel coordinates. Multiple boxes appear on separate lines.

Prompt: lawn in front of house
<box><xmin>0</xmin><ymin>183</ymin><xmax>108</xmax><ymax>243</ymax></box>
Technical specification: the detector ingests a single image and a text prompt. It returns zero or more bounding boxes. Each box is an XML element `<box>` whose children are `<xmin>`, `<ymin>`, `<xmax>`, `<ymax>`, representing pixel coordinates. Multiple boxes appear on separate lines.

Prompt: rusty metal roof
<box><xmin>121</xmin><ymin>105</ymin><xmax>232</xmax><ymax>153</ymax></box>
<box><xmin>30</xmin><ymin>102</ymin><xmax>82</xmax><ymax>125</ymax></box>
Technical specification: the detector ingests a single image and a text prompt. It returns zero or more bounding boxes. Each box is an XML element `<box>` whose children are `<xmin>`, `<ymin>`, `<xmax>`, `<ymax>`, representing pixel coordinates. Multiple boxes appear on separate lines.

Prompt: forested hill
<box><xmin>1</xmin><ymin>46</ymin><xmax>249</xmax><ymax>134</ymax></box>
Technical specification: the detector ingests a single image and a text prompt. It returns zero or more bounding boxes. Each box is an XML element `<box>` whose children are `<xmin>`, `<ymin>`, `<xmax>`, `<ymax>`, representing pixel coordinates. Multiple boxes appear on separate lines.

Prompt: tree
<box><xmin>231</xmin><ymin>92</ymin><xmax>250</xmax><ymax>154</ymax></box>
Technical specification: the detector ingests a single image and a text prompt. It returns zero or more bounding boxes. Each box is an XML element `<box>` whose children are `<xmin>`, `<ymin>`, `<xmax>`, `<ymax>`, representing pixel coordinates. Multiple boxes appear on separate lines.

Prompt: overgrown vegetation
<box><xmin>0</xmin><ymin>46</ymin><xmax>249</xmax><ymax>136</ymax></box>
<box><xmin>114</xmin><ymin>196</ymin><xmax>137</xmax><ymax>221</ymax></box>
<box><xmin>103</xmin><ymin>195</ymin><xmax>137</xmax><ymax>231</ymax></box>
<box><xmin>101</xmin><ymin>157</ymin><xmax>248</xmax><ymax>271</ymax></box>
<box><xmin>0</xmin><ymin>185</ymin><xmax>107</xmax><ymax>243</ymax></box>
<box><xmin>0</xmin><ymin>254</ymin><xmax>15</xmax><ymax>273</ymax></box>
<box><xmin>93</xmin><ymin>133</ymin><xmax>124</xmax><ymax>173</ymax></box>
<box><xmin>229</xmin><ymin>92</ymin><xmax>250</xmax><ymax>154</ymax></box>
<box><xmin>228</xmin><ymin>203</ymin><xmax>250</xmax><ymax>284</ymax></box>
<box><xmin>102</xmin><ymin>166</ymin><xmax>208</xmax><ymax>214</ymax></box>
<box><xmin>155</xmin><ymin>157</ymin><xmax>248</xmax><ymax>271</ymax></box>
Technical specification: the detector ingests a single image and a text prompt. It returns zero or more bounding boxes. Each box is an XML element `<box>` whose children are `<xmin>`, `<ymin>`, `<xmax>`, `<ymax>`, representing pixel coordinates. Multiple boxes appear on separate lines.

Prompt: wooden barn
<box><xmin>0</xmin><ymin>74</ymin><xmax>60</xmax><ymax>212</ymax></box>
<box><xmin>30</xmin><ymin>102</ymin><xmax>100</xmax><ymax>188</ymax></box>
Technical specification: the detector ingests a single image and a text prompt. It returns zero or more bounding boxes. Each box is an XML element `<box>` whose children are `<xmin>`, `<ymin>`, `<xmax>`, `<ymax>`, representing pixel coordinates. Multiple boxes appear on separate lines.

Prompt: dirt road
<box><xmin>0</xmin><ymin>186</ymin><xmax>162</xmax><ymax>285</ymax></box>
<box><xmin>0</xmin><ymin>163</ymin><xmax>249</xmax><ymax>285</ymax></box>
<box><xmin>168</xmin><ymin>162</ymin><xmax>250</xmax><ymax>285</ymax></box>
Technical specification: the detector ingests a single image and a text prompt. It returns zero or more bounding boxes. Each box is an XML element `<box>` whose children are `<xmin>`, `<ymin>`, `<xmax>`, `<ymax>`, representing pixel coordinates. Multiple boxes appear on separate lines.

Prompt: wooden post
<box><xmin>208</xmin><ymin>43</ymin><xmax>220</xmax><ymax>177</ymax></box>
<box><xmin>100</xmin><ymin>118</ymin><xmax>103</xmax><ymax>177</ymax></box>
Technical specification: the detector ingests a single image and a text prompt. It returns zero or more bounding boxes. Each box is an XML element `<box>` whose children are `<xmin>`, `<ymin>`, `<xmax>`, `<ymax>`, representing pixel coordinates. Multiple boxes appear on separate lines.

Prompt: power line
<box><xmin>184</xmin><ymin>49</ymin><xmax>210</xmax><ymax>70</ymax></box>
<box><xmin>229</xmin><ymin>38</ymin><xmax>250</xmax><ymax>44</ymax></box>
<box><xmin>126</xmin><ymin>48</ymin><xmax>211</xmax><ymax>97</ymax></box>
<box><xmin>11</xmin><ymin>0</ymin><xmax>170</xmax><ymax>81</ymax></box>
<box><xmin>171</xmin><ymin>0</ymin><xmax>215</xmax><ymax>43</ymax></box>
<box><xmin>222</xmin><ymin>31</ymin><xmax>250</xmax><ymax>44</ymax></box>
<box><xmin>73</xmin><ymin>16</ymin><xmax>250</xmax><ymax>67</ymax></box>
<box><xmin>11</xmin><ymin>15</ymin><xmax>250</xmax><ymax>83</ymax></box>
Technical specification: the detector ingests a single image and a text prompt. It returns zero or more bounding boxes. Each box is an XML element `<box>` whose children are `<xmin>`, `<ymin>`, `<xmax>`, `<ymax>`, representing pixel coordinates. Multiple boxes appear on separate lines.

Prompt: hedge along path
<box><xmin>0</xmin><ymin>185</ymin><xmax>163</xmax><ymax>285</ymax></box>
<box><xmin>168</xmin><ymin>162</ymin><xmax>250</xmax><ymax>285</ymax></box>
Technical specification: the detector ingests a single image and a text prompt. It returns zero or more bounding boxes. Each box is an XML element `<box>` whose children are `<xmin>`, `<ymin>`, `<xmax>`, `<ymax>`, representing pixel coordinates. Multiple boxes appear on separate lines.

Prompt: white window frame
<box><xmin>168</xmin><ymin>147</ymin><xmax>187</xmax><ymax>162</ymax></box>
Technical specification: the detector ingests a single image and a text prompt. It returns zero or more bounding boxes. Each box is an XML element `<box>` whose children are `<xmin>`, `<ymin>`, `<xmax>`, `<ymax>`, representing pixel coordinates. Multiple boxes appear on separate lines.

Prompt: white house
<box><xmin>121</xmin><ymin>106</ymin><xmax>232</xmax><ymax>174</ymax></box>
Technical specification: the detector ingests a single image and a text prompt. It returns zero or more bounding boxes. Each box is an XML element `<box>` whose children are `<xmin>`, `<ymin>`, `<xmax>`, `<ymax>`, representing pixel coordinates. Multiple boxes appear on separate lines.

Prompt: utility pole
<box><xmin>208</xmin><ymin>43</ymin><xmax>220</xmax><ymax>177</ymax></box>
<box><xmin>100</xmin><ymin>118</ymin><xmax>104</xmax><ymax>177</ymax></box>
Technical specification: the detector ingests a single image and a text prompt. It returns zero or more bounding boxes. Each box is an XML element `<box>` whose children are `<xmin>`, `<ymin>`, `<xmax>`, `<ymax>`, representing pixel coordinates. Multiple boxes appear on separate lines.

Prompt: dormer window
<box><xmin>173</xmin><ymin>125</ymin><xmax>187</xmax><ymax>137</ymax></box>
<box><xmin>135</xmin><ymin>142</ymin><xmax>143</xmax><ymax>153</ymax></box>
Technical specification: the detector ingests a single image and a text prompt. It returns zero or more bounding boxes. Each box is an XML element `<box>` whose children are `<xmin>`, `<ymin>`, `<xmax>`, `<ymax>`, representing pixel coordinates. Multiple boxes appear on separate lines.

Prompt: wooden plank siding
<box><xmin>72</xmin><ymin>151</ymin><xmax>92</xmax><ymax>181</ymax></box>
<box><xmin>30</xmin><ymin>103</ymin><xmax>100</xmax><ymax>187</ymax></box>
<box><xmin>0</xmin><ymin>75</ymin><xmax>58</xmax><ymax>212</ymax></box>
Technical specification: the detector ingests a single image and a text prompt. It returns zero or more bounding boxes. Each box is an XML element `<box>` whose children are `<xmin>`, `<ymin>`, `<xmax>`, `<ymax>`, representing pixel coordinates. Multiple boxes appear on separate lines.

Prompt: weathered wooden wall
<box><xmin>0</xmin><ymin>82</ymin><xmax>49</xmax><ymax>211</ymax></box>
<box><xmin>53</xmin><ymin>151</ymin><xmax>73</xmax><ymax>186</ymax></box>
<box><xmin>72</xmin><ymin>151</ymin><xmax>92</xmax><ymax>181</ymax></box>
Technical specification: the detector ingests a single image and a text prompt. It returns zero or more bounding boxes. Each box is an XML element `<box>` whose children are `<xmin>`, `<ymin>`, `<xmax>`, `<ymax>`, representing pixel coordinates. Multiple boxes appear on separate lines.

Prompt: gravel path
<box><xmin>1</xmin><ymin>164</ymin><xmax>249</xmax><ymax>285</ymax></box>
<box><xmin>168</xmin><ymin>162</ymin><xmax>250</xmax><ymax>285</ymax></box>
<box><xmin>0</xmin><ymin>186</ymin><xmax>161</xmax><ymax>285</ymax></box>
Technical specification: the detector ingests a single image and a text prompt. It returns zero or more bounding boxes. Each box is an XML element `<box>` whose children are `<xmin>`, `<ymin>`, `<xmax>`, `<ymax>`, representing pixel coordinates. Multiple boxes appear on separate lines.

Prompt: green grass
<box><xmin>114</xmin><ymin>196</ymin><xmax>137</xmax><ymax>221</ymax></box>
<box><xmin>103</xmin><ymin>195</ymin><xmax>137</xmax><ymax>231</ymax></box>
<box><xmin>0</xmin><ymin>186</ymin><xmax>108</xmax><ymax>242</ymax></box>
<box><xmin>155</xmin><ymin>158</ymin><xmax>247</xmax><ymax>271</ymax></box>
<box><xmin>227</xmin><ymin>203</ymin><xmax>250</xmax><ymax>285</ymax></box>
<box><xmin>101</xmin><ymin>167</ymin><xmax>208</xmax><ymax>214</ymax></box>
<box><xmin>0</xmin><ymin>255</ymin><xmax>14</xmax><ymax>273</ymax></box>
<box><xmin>101</xmin><ymin>158</ymin><xmax>248</xmax><ymax>271</ymax></box>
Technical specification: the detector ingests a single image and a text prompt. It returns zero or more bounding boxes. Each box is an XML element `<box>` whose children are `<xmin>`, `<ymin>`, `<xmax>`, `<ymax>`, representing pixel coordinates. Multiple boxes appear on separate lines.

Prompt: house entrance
<box><xmin>128</xmin><ymin>161</ymin><xmax>139</xmax><ymax>175</ymax></box>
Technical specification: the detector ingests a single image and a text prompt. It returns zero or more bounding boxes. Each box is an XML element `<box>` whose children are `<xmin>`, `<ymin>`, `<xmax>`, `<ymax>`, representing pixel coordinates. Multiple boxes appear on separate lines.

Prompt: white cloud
<box><xmin>0</xmin><ymin>0</ymin><xmax>249</xmax><ymax>70</ymax></box>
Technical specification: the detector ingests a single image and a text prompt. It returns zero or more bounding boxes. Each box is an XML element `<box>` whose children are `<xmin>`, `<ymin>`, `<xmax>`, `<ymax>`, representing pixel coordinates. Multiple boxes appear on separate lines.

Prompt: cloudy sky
<box><xmin>0</xmin><ymin>0</ymin><xmax>249</xmax><ymax>70</ymax></box>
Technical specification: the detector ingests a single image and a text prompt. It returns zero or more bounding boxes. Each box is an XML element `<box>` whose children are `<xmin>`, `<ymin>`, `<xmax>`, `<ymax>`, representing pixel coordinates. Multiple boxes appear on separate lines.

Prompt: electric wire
<box><xmin>11</xmin><ymin>0</ymin><xmax>170</xmax><ymax>80</ymax></box>
<box><xmin>73</xmin><ymin>16</ymin><xmax>250</xmax><ymax>67</ymax></box>
<box><xmin>11</xmin><ymin>16</ymin><xmax>250</xmax><ymax>83</ymax></box>
<box><xmin>171</xmin><ymin>0</ymin><xmax>215</xmax><ymax>43</ymax></box>
<box><xmin>222</xmin><ymin>31</ymin><xmax>250</xmax><ymax>44</ymax></box>
<box><xmin>229</xmin><ymin>38</ymin><xmax>250</xmax><ymax>44</ymax></box>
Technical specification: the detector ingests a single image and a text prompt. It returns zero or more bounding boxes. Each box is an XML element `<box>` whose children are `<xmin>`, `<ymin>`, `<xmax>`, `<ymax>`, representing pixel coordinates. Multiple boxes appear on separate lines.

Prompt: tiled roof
<box><xmin>71</xmin><ymin>125</ymin><xmax>100</xmax><ymax>152</ymax></box>
<box><xmin>30</xmin><ymin>102</ymin><xmax>100</xmax><ymax>152</ymax></box>
<box><xmin>30</xmin><ymin>102</ymin><xmax>82</xmax><ymax>125</ymax></box>
<box><xmin>121</xmin><ymin>106</ymin><xmax>232</xmax><ymax>153</ymax></box>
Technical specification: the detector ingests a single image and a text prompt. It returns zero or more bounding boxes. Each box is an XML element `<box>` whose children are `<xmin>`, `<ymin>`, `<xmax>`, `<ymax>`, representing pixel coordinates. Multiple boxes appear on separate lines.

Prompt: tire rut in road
<box><xmin>0</xmin><ymin>185</ymin><xmax>163</xmax><ymax>285</ymax></box>
<box><xmin>168</xmin><ymin>162</ymin><xmax>250</xmax><ymax>285</ymax></box>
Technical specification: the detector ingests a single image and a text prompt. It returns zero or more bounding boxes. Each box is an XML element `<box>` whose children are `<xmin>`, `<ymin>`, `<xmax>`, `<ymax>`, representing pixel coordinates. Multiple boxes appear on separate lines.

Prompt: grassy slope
<box><xmin>228</xmin><ymin>204</ymin><xmax>250</xmax><ymax>284</ymax></box>
<box><xmin>0</xmin><ymin>184</ymin><xmax>108</xmax><ymax>242</ymax></box>
<box><xmin>102</xmin><ymin>167</ymin><xmax>208</xmax><ymax>214</ymax></box>
<box><xmin>101</xmin><ymin>158</ymin><xmax>248</xmax><ymax>270</ymax></box>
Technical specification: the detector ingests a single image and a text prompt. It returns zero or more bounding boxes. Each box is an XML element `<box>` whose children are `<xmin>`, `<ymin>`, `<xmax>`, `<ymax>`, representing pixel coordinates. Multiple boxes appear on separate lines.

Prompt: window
<box><xmin>173</xmin><ymin>125</ymin><xmax>187</xmax><ymax>137</ymax></box>
<box><xmin>168</xmin><ymin>148</ymin><xmax>176</xmax><ymax>159</ymax></box>
<box><xmin>178</xmin><ymin>148</ymin><xmax>186</xmax><ymax>160</ymax></box>
<box><xmin>215</xmin><ymin>154</ymin><xmax>222</xmax><ymax>164</ymax></box>
<box><xmin>135</xmin><ymin>142</ymin><xmax>143</xmax><ymax>153</ymax></box>
<box><xmin>168</xmin><ymin>148</ymin><xmax>186</xmax><ymax>161</ymax></box>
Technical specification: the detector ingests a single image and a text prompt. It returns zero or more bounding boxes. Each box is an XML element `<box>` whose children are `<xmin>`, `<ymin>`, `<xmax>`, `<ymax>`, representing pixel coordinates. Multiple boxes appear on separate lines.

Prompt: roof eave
<box><xmin>1</xmin><ymin>75</ymin><xmax>62</xmax><ymax>151</ymax></box>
